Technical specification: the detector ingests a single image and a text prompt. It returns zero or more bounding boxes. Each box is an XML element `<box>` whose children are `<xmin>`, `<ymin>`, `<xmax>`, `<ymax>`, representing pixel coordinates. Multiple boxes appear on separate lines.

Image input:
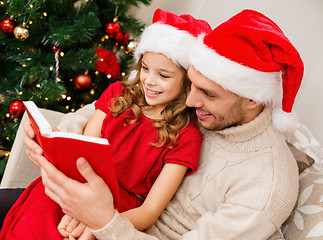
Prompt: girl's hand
<box><xmin>58</xmin><ymin>214</ymin><xmax>80</xmax><ymax>238</ymax></box>
<box><xmin>58</xmin><ymin>215</ymin><xmax>94</xmax><ymax>240</ymax></box>
<box><xmin>37</xmin><ymin>155</ymin><xmax>115</xmax><ymax>230</ymax></box>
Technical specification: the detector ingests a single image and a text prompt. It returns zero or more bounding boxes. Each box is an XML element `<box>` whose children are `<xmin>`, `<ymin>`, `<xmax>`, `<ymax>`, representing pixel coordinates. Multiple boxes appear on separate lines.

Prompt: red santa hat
<box><xmin>134</xmin><ymin>8</ymin><xmax>212</xmax><ymax>70</ymax></box>
<box><xmin>190</xmin><ymin>9</ymin><xmax>304</xmax><ymax>131</ymax></box>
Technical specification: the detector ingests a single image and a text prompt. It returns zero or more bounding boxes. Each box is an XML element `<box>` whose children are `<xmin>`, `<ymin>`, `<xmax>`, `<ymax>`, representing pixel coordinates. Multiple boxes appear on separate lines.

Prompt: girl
<box><xmin>58</xmin><ymin>9</ymin><xmax>211</xmax><ymax>239</ymax></box>
<box><xmin>0</xmin><ymin>9</ymin><xmax>211</xmax><ymax>240</ymax></box>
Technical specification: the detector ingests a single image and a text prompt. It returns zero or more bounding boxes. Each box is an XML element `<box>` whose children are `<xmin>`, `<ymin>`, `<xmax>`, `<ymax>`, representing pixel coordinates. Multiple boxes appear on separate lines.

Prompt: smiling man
<box><xmin>88</xmin><ymin>9</ymin><xmax>303</xmax><ymax>239</ymax></box>
<box><xmin>186</xmin><ymin>66</ymin><xmax>263</xmax><ymax>131</ymax></box>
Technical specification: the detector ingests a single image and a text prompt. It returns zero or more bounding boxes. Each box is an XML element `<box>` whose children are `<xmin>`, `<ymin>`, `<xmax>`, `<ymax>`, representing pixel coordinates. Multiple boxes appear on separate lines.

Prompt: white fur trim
<box><xmin>272</xmin><ymin>107</ymin><xmax>300</xmax><ymax>132</ymax></box>
<box><xmin>189</xmin><ymin>36</ymin><xmax>282</xmax><ymax>104</ymax></box>
<box><xmin>134</xmin><ymin>23</ymin><xmax>196</xmax><ymax>69</ymax></box>
<box><xmin>127</xmin><ymin>70</ymin><xmax>138</xmax><ymax>82</ymax></box>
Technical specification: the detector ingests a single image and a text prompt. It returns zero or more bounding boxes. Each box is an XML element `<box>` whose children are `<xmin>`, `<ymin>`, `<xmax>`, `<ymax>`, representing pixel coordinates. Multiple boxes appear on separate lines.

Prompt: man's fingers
<box><xmin>41</xmin><ymin>168</ymin><xmax>66</xmax><ymax>207</ymax></box>
<box><xmin>23</xmin><ymin>135</ymin><xmax>43</xmax><ymax>156</ymax></box>
<box><xmin>43</xmin><ymin>184</ymin><xmax>63</xmax><ymax>207</ymax></box>
<box><xmin>22</xmin><ymin>120</ymin><xmax>35</xmax><ymax>138</ymax></box>
<box><xmin>39</xmin><ymin>156</ymin><xmax>70</xmax><ymax>187</ymax></box>
<box><xmin>25</xmin><ymin>149</ymin><xmax>41</xmax><ymax>167</ymax></box>
<box><xmin>76</xmin><ymin>158</ymin><xmax>106</xmax><ymax>189</ymax></box>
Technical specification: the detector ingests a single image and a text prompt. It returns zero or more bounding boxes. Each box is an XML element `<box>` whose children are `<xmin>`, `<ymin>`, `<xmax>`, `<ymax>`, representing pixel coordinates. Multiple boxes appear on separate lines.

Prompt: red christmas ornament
<box><xmin>95</xmin><ymin>48</ymin><xmax>120</xmax><ymax>81</ymax></box>
<box><xmin>1</xmin><ymin>18</ymin><xmax>15</xmax><ymax>34</ymax></box>
<box><xmin>105</xmin><ymin>22</ymin><xmax>121</xmax><ymax>38</ymax></box>
<box><xmin>9</xmin><ymin>100</ymin><xmax>25</xmax><ymax>118</ymax></box>
<box><xmin>74</xmin><ymin>74</ymin><xmax>92</xmax><ymax>90</ymax></box>
<box><xmin>115</xmin><ymin>32</ymin><xmax>129</xmax><ymax>46</ymax></box>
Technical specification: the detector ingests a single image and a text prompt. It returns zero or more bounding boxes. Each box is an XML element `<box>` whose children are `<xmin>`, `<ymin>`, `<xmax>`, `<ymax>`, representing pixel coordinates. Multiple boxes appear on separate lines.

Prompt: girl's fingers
<box><xmin>58</xmin><ymin>214</ymin><xmax>73</xmax><ymax>237</ymax></box>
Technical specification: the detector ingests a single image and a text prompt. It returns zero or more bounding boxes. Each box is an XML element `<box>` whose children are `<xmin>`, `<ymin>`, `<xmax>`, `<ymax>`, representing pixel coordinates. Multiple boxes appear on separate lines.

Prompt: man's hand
<box><xmin>37</xmin><ymin>155</ymin><xmax>115</xmax><ymax>230</ymax></box>
<box><xmin>22</xmin><ymin>119</ymin><xmax>43</xmax><ymax>167</ymax></box>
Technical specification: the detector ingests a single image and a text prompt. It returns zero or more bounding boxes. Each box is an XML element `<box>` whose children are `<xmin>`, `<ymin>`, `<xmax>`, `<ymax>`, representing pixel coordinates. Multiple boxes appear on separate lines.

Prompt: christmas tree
<box><xmin>0</xmin><ymin>0</ymin><xmax>151</xmax><ymax>177</ymax></box>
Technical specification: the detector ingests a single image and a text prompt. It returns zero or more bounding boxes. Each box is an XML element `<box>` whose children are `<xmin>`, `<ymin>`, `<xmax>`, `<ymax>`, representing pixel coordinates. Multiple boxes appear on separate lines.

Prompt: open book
<box><xmin>23</xmin><ymin>101</ymin><xmax>119</xmax><ymax>203</ymax></box>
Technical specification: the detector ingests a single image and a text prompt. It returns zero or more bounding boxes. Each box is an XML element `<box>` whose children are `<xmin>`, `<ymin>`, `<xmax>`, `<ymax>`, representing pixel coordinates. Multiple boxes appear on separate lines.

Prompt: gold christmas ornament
<box><xmin>14</xmin><ymin>26</ymin><xmax>29</xmax><ymax>40</ymax></box>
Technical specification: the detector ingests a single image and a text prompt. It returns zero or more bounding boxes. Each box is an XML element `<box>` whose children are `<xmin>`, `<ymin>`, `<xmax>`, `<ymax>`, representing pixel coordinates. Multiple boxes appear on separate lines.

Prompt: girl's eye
<box><xmin>142</xmin><ymin>66</ymin><xmax>148</xmax><ymax>71</ymax></box>
<box><xmin>160</xmin><ymin>74</ymin><xmax>170</xmax><ymax>79</ymax></box>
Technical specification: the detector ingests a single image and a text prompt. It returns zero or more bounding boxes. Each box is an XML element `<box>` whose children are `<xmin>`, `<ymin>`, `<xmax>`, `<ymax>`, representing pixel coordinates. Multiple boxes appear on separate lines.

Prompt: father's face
<box><xmin>186</xmin><ymin>66</ymin><xmax>249</xmax><ymax>131</ymax></box>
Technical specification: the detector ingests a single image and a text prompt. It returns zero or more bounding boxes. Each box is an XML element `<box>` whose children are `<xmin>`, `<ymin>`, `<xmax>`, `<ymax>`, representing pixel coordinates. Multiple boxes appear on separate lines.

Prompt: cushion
<box><xmin>282</xmin><ymin>162</ymin><xmax>323</xmax><ymax>239</ymax></box>
<box><xmin>268</xmin><ymin>229</ymin><xmax>284</xmax><ymax>240</ymax></box>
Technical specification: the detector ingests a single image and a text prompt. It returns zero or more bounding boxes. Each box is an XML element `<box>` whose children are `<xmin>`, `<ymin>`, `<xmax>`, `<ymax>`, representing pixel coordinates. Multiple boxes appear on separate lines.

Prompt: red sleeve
<box><xmin>95</xmin><ymin>81</ymin><xmax>123</xmax><ymax>114</ymax></box>
<box><xmin>164</xmin><ymin>121</ymin><xmax>203</xmax><ymax>175</ymax></box>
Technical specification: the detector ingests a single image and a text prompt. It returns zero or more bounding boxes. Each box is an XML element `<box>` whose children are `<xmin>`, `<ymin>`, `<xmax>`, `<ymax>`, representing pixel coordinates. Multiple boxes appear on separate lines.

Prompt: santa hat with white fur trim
<box><xmin>189</xmin><ymin>9</ymin><xmax>304</xmax><ymax>131</ymax></box>
<box><xmin>134</xmin><ymin>8</ymin><xmax>212</xmax><ymax>70</ymax></box>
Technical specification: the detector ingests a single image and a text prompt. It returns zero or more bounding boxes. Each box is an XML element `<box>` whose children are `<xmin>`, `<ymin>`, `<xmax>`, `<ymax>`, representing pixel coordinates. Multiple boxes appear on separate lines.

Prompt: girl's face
<box><xmin>140</xmin><ymin>52</ymin><xmax>185</xmax><ymax>114</ymax></box>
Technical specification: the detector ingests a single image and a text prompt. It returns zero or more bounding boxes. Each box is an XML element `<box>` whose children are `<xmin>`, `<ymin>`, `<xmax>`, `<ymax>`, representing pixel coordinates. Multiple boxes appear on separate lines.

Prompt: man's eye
<box><xmin>203</xmin><ymin>90</ymin><xmax>214</xmax><ymax>97</ymax></box>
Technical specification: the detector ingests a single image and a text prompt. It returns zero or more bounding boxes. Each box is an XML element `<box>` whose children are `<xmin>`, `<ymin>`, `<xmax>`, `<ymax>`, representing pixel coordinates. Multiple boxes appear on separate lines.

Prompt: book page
<box><xmin>23</xmin><ymin>101</ymin><xmax>52</xmax><ymax>134</ymax></box>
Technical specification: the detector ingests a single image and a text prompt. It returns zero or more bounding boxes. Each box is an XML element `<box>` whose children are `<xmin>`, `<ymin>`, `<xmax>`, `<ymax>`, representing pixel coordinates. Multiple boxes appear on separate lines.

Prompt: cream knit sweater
<box><xmin>89</xmin><ymin>106</ymin><xmax>299</xmax><ymax>240</ymax></box>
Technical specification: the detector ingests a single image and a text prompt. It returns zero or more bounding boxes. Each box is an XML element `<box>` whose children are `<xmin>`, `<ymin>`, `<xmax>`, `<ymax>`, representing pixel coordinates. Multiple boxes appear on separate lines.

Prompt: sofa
<box><xmin>1</xmin><ymin>104</ymin><xmax>323</xmax><ymax>239</ymax></box>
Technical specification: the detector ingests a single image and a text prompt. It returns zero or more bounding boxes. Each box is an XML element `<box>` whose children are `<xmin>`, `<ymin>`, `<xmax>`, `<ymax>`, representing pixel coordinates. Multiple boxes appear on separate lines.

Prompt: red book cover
<box><xmin>23</xmin><ymin>101</ymin><xmax>119</xmax><ymax>204</ymax></box>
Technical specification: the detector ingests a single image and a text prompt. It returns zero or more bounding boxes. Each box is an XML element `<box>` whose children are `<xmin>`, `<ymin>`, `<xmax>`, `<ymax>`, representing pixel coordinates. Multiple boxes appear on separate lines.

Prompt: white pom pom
<box><xmin>272</xmin><ymin>107</ymin><xmax>300</xmax><ymax>132</ymax></box>
<box><xmin>127</xmin><ymin>70</ymin><xmax>138</xmax><ymax>82</ymax></box>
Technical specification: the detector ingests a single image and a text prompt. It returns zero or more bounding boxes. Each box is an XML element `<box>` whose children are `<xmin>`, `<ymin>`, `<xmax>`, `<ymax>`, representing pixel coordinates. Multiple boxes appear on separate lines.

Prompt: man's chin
<box><xmin>198</xmin><ymin>120</ymin><xmax>216</xmax><ymax>131</ymax></box>
<box><xmin>197</xmin><ymin>119</ymin><xmax>227</xmax><ymax>131</ymax></box>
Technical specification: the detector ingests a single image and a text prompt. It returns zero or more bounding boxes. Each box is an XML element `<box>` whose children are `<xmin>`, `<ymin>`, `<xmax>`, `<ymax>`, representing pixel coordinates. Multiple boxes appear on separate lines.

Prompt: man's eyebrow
<box><xmin>197</xmin><ymin>86</ymin><xmax>217</xmax><ymax>95</ymax></box>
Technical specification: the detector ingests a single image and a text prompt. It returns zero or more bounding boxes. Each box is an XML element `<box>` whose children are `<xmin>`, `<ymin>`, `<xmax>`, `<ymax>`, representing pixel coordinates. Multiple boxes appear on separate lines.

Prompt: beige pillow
<box><xmin>282</xmin><ymin>162</ymin><xmax>323</xmax><ymax>239</ymax></box>
<box><xmin>288</xmin><ymin>143</ymin><xmax>314</xmax><ymax>173</ymax></box>
<box><xmin>268</xmin><ymin>229</ymin><xmax>285</xmax><ymax>240</ymax></box>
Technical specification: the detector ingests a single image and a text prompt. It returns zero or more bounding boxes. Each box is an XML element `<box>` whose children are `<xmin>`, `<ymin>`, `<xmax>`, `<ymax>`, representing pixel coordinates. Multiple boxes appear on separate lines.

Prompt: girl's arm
<box><xmin>83</xmin><ymin>109</ymin><xmax>106</xmax><ymax>137</ymax></box>
<box><xmin>121</xmin><ymin>163</ymin><xmax>188</xmax><ymax>231</ymax></box>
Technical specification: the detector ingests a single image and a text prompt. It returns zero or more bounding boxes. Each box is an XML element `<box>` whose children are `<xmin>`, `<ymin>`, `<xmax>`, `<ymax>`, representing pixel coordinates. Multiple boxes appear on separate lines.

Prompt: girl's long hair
<box><xmin>110</xmin><ymin>55</ymin><xmax>195</xmax><ymax>149</ymax></box>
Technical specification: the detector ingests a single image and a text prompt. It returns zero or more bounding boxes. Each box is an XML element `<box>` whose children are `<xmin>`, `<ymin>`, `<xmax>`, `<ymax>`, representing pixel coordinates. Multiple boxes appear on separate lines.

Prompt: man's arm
<box><xmin>90</xmin><ymin>203</ymin><xmax>276</xmax><ymax>240</ymax></box>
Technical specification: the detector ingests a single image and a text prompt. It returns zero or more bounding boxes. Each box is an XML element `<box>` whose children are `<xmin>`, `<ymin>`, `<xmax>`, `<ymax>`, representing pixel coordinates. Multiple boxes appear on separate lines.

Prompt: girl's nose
<box><xmin>146</xmin><ymin>74</ymin><xmax>156</xmax><ymax>86</ymax></box>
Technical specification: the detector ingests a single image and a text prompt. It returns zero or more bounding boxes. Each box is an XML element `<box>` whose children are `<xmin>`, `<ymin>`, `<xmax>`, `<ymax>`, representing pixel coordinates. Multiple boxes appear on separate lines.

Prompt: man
<box><xmin>23</xmin><ymin>9</ymin><xmax>303</xmax><ymax>239</ymax></box>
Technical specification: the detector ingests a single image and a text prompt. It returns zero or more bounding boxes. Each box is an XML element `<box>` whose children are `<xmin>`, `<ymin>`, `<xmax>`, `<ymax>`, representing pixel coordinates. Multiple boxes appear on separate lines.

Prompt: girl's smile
<box><xmin>140</xmin><ymin>52</ymin><xmax>185</xmax><ymax>117</ymax></box>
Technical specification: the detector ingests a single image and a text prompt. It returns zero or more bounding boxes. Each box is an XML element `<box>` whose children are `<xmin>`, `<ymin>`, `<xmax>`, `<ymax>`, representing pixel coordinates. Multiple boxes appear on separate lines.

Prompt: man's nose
<box><xmin>186</xmin><ymin>87</ymin><xmax>202</xmax><ymax>108</ymax></box>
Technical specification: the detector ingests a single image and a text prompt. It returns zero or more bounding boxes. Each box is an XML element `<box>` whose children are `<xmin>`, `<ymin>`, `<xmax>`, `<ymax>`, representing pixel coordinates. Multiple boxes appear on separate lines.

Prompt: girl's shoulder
<box><xmin>105</xmin><ymin>81</ymin><xmax>124</xmax><ymax>98</ymax></box>
<box><xmin>178</xmin><ymin>120</ymin><xmax>203</xmax><ymax>139</ymax></box>
<box><xmin>95</xmin><ymin>81</ymin><xmax>124</xmax><ymax>112</ymax></box>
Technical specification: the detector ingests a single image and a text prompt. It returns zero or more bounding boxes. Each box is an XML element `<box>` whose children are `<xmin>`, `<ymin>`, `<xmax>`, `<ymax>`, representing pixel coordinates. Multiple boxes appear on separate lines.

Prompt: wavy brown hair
<box><xmin>109</xmin><ymin>55</ymin><xmax>195</xmax><ymax>149</ymax></box>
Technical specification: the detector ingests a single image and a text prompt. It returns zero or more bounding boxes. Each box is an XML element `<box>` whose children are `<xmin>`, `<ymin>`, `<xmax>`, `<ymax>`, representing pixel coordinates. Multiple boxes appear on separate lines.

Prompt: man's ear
<box><xmin>245</xmin><ymin>99</ymin><xmax>263</xmax><ymax>110</ymax></box>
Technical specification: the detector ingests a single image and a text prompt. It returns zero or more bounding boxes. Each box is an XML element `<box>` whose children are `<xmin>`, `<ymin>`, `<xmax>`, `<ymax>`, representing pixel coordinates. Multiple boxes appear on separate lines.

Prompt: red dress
<box><xmin>0</xmin><ymin>81</ymin><xmax>202</xmax><ymax>240</ymax></box>
<box><xmin>95</xmin><ymin>82</ymin><xmax>203</xmax><ymax>212</ymax></box>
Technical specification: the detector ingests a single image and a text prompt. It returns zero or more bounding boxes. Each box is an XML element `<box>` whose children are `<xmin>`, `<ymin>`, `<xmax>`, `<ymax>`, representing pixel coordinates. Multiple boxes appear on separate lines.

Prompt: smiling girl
<box><xmin>56</xmin><ymin>10</ymin><xmax>211</xmax><ymax>239</ymax></box>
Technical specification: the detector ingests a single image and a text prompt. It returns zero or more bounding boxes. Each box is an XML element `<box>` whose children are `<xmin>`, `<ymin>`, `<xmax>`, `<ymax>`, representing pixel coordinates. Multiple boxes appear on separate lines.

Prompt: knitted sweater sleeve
<box><xmin>91</xmin><ymin>211</ymin><xmax>158</xmax><ymax>240</ymax></box>
<box><xmin>180</xmin><ymin>205</ymin><xmax>276</xmax><ymax>239</ymax></box>
<box><xmin>91</xmin><ymin>206</ymin><xmax>275</xmax><ymax>240</ymax></box>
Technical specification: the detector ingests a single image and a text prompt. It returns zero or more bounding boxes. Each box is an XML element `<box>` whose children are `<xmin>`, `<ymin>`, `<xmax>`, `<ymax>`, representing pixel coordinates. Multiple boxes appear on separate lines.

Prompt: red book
<box><xmin>23</xmin><ymin>101</ymin><xmax>119</xmax><ymax>204</ymax></box>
